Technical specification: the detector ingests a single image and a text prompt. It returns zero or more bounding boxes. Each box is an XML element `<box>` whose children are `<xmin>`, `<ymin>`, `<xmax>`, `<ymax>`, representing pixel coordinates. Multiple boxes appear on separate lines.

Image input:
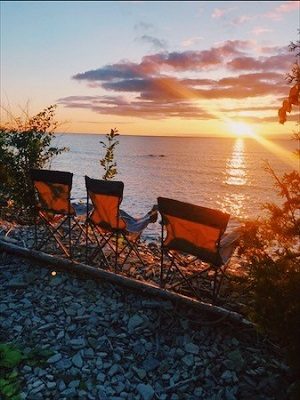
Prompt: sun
<box><xmin>227</xmin><ymin>121</ymin><xmax>256</xmax><ymax>138</ymax></box>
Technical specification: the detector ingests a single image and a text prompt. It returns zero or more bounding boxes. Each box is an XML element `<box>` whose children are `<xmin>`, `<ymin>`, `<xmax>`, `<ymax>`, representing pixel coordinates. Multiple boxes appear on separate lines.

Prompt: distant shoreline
<box><xmin>54</xmin><ymin>132</ymin><xmax>290</xmax><ymax>140</ymax></box>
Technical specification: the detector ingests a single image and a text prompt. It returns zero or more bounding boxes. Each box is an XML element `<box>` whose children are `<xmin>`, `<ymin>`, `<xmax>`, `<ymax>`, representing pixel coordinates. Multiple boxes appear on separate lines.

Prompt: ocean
<box><xmin>52</xmin><ymin>134</ymin><xmax>296</xmax><ymax>239</ymax></box>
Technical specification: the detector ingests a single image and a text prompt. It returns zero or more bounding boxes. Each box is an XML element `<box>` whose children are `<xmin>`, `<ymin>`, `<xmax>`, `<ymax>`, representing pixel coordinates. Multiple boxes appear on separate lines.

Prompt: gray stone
<box><xmin>142</xmin><ymin>356</ymin><xmax>160</xmax><ymax>372</ymax></box>
<box><xmin>38</xmin><ymin>322</ymin><xmax>56</xmax><ymax>331</ymax></box>
<box><xmin>6</xmin><ymin>278</ymin><xmax>28</xmax><ymax>288</ymax></box>
<box><xmin>69</xmin><ymin>380</ymin><xmax>80</xmax><ymax>388</ymax></box>
<box><xmin>133</xmin><ymin>342</ymin><xmax>146</xmax><ymax>356</ymax></box>
<box><xmin>57</xmin><ymin>330</ymin><xmax>64</xmax><ymax>340</ymax></box>
<box><xmin>108</xmin><ymin>364</ymin><xmax>119</xmax><ymax>376</ymax></box>
<box><xmin>182</xmin><ymin>354</ymin><xmax>194</xmax><ymax>367</ymax></box>
<box><xmin>61</xmin><ymin>387</ymin><xmax>77</xmax><ymax>398</ymax></box>
<box><xmin>225</xmin><ymin>387</ymin><xmax>237</xmax><ymax>400</ymax></box>
<box><xmin>30</xmin><ymin>384</ymin><xmax>45</xmax><ymax>394</ymax></box>
<box><xmin>176</xmin><ymin>348</ymin><xmax>185</xmax><ymax>358</ymax></box>
<box><xmin>72</xmin><ymin>352</ymin><xmax>83</xmax><ymax>368</ymax></box>
<box><xmin>47</xmin><ymin>353</ymin><xmax>62</xmax><ymax>364</ymax></box>
<box><xmin>23</xmin><ymin>365</ymin><xmax>32</xmax><ymax>373</ymax></box>
<box><xmin>56</xmin><ymin>358</ymin><xmax>72</xmax><ymax>370</ymax></box>
<box><xmin>97</xmin><ymin>372</ymin><xmax>106</xmax><ymax>383</ymax></box>
<box><xmin>70</xmin><ymin>337</ymin><xmax>86</xmax><ymax>349</ymax></box>
<box><xmin>85</xmin><ymin>348</ymin><xmax>95</xmax><ymax>358</ymax></box>
<box><xmin>225</xmin><ymin>350</ymin><xmax>245</xmax><ymax>372</ymax></box>
<box><xmin>133</xmin><ymin>367</ymin><xmax>147</xmax><ymax>380</ymax></box>
<box><xmin>97</xmin><ymin>390</ymin><xmax>108</xmax><ymax>400</ymax></box>
<box><xmin>0</xmin><ymin>303</ymin><xmax>8</xmax><ymax>312</ymax></box>
<box><xmin>46</xmin><ymin>382</ymin><xmax>56</xmax><ymax>390</ymax></box>
<box><xmin>184</xmin><ymin>342</ymin><xmax>199</xmax><ymax>355</ymax></box>
<box><xmin>194</xmin><ymin>387</ymin><xmax>203</xmax><ymax>397</ymax></box>
<box><xmin>32</xmin><ymin>380</ymin><xmax>44</xmax><ymax>388</ymax></box>
<box><xmin>88</xmin><ymin>336</ymin><xmax>98</xmax><ymax>349</ymax></box>
<box><xmin>221</xmin><ymin>370</ymin><xmax>234</xmax><ymax>382</ymax></box>
<box><xmin>137</xmin><ymin>383</ymin><xmax>155</xmax><ymax>400</ymax></box>
<box><xmin>115</xmin><ymin>382</ymin><xmax>126</xmax><ymax>394</ymax></box>
<box><xmin>128</xmin><ymin>314</ymin><xmax>144</xmax><ymax>333</ymax></box>
<box><xmin>58</xmin><ymin>380</ymin><xmax>66</xmax><ymax>391</ymax></box>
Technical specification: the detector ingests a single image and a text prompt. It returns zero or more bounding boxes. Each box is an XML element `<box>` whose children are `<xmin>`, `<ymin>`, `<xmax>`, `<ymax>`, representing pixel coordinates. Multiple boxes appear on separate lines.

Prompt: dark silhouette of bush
<box><xmin>0</xmin><ymin>104</ymin><xmax>68</xmax><ymax>221</ymax></box>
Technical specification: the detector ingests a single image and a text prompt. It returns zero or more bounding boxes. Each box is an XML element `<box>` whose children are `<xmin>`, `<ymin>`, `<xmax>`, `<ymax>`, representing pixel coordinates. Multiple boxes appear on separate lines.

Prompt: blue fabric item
<box><xmin>120</xmin><ymin>206</ymin><xmax>158</xmax><ymax>234</ymax></box>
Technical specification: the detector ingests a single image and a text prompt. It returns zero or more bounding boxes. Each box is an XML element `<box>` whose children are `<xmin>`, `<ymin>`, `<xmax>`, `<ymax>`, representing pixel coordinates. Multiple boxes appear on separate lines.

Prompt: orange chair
<box><xmin>158</xmin><ymin>197</ymin><xmax>240</xmax><ymax>302</ymax></box>
<box><xmin>85</xmin><ymin>176</ymin><xmax>157</xmax><ymax>271</ymax></box>
<box><xmin>31</xmin><ymin>169</ymin><xmax>83</xmax><ymax>258</ymax></box>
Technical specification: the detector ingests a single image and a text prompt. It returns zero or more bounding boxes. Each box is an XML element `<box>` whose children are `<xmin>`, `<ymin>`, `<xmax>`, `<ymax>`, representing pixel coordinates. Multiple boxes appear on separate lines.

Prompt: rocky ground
<box><xmin>0</xmin><ymin>252</ymin><xmax>291</xmax><ymax>400</ymax></box>
<box><xmin>0</xmin><ymin>219</ymin><xmax>248</xmax><ymax>312</ymax></box>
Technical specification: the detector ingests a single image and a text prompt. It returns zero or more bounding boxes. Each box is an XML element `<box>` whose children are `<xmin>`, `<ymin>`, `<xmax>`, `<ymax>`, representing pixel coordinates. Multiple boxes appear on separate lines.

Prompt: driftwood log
<box><xmin>0</xmin><ymin>238</ymin><xmax>254</xmax><ymax>327</ymax></box>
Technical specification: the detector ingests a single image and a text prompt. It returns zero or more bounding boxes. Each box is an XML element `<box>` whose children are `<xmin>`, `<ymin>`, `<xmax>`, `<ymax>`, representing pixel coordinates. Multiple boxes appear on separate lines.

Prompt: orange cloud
<box><xmin>61</xmin><ymin>41</ymin><xmax>293</xmax><ymax>123</ymax></box>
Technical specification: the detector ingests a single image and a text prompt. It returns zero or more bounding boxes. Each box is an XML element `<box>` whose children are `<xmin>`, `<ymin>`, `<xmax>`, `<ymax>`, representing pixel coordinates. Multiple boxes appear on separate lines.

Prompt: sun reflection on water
<box><xmin>221</xmin><ymin>138</ymin><xmax>249</xmax><ymax>219</ymax></box>
<box><xmin>225</xmin><ymin>138</ymin><xmax>247</xmax><ymax>186</ymax></box>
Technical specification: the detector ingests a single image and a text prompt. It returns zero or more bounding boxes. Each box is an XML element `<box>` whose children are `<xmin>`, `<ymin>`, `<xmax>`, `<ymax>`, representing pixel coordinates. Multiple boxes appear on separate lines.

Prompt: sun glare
<box><xmin>227</xmin><ymin>121</ymin><xmax>255</xmax><ymax>138</ymax></box>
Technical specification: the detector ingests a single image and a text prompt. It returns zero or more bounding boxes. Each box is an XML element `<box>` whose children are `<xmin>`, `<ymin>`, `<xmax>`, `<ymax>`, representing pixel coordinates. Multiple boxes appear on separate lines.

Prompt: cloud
<box><xmin>134</xmin><ymin>21</ymin><xmax>153</xmax><ymax>31</ymax></box>
<box><xmin>265</xmin><ymin>0</ymin><xmax>299</xmax><ymax>20</ymax></box>
<box><xmin>136</xmin><ymin>35</ymin><xmax>167</xmax><ymax>50</ymax></box>
<box><xmin>251</xmin><ymin>27</ymin><xmax>273</xmax><ymax>36</ymax></box>
<box><xmin>72</xmin><ymin>40</ymin><xmax>251</xmax><ymax>83</ymax></box>
<box><xmin>63</xmin><ymin>41</ymin><xmax>291</xmax><ymax>122</ymax></box>
<box><xmin>232</xmin><ymin>15</ymin><xmax>252</xmax><ymax>25</ymax></box>
<box><xmin>181</xmin><ymin>36</ymin><xmax>204</xmax><ymax>48</ymax></box>
<box><xmin>227</xmin><ymin>54</ymin><xmax>291</xmax><ymax>72</ymax></box>
<box><xmin>60</xmin><ymin>70</ymin><xmax>287</xmax><ymax>120</ymax></box>
<box><xmin>212</xmin><ymin>7</ymin><xmax>235</xmax><ymax>19</ymax></box>
<box><xmin>73</xmin><ymin>63</ymin><xmax>144</xmax><ymax>81</ymax></box>
<box><xmin>58</xmin><ymin>95</ymin><xmax>214</xmax><ymax>119</ymax></box>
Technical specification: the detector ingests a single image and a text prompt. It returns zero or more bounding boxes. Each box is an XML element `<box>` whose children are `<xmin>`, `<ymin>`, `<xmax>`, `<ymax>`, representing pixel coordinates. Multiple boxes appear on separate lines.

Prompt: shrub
<box><xmin>99</xmin><ymin>128</ymin><xmax>119</xmax><ymax>180</ymax></box>
<box><xmin>239</xmin><ymin>165</ymin><xmax>300</xmax><ymax>398</ymax></box>
<box><xmin>0</xmin><ymin>104</ymin><xmax>67</xmax><ymax>221</ymax></box>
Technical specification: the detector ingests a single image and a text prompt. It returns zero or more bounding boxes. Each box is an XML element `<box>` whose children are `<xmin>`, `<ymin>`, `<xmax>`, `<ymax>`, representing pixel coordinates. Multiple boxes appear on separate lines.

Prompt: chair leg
<box><xmin>85</xmin><ymin>222</ymin><xmax>89</xmax><ymax>264</ymax></box>
<box><xmin>34</xmin><ymin>212</ymin><xmax>38</xmax><ymax>249</ymax></box>
<box><xmin>115</xmin><ymin>232</ymin><xmax>119</xmax><ymax>273</ymax></box>
<box><xmin>68</xmin><ymin>216</ymin><xmax>72</xmax><ymax>260</ymax></box>
<box><xmin>119</xmin><ymin>235</ymin><xmax>146</xmax><ymax>270</ymax></box>
<box><xmin>160</xmin><ymin>223</ymin><xmax>164</xmax><ymax>287</ymax></box>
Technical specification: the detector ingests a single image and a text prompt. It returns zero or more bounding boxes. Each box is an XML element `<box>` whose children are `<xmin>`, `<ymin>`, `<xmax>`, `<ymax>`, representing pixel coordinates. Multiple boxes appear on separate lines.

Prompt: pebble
<box><xmin>0</xmin><ymin>252</ymin><xmax>291</xmax><ymax>400</ymax></box>
<box><xmin>137</xmin><ymin>383</ymin><xmax>155</xmax><ymax>400</ymax></box>
<box><xmin>127</xmin><ymin>314</ymin><xmax>144</xmax><ymax>333</ymax></box>
<box><xmin>184</xmin><ymin>342</ymin><xmax>199</xmax><ymax>354</ymax></box>
<box><xmin>72</xmin><ymin>352</ymin><xmax>84</xmax><ymax>368</ymax></box>
<box><xmin>47</xmin><ymin>353</ymin><xmax>62</xmax><ymax>363</ymax></box>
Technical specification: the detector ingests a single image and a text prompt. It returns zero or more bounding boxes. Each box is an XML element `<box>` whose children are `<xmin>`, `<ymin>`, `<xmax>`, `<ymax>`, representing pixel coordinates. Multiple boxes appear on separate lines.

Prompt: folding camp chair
<box><xmin>85</xmin><ymin>176</ymin><xmax>157</xmax><ymax>271</ymax></box>
<box><xmin>158</xmin><ymin>197</ymin><xmax>240</xmax><ymax>303</ymax></box>
<box><xmin>30</xmin><ymin>169</ymin><xmax>84</xmax><ymax>258</ymax></box>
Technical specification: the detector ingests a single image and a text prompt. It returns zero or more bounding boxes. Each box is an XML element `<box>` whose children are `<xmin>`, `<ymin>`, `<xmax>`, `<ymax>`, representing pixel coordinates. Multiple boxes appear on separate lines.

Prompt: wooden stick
<box><xmin>0</xmin><ymin>238</ymin><xmax>254</xmax><ymax>327</ymax></box>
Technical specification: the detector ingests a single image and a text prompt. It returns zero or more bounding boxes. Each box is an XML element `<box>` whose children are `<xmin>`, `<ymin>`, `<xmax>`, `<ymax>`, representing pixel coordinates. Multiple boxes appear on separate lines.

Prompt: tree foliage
<box><xmin>0</xmin><ymin>105</ymin><xmax>67</xmax><ymax>219</ymax></box>
<box><xmin>241</xmin><ymin>37</ymin><xmax>300</xmax><ymax>399</ymax></box>
<box><xmin>278</xmin><ymin>37</ymin><xmax>300</xmax><ymax>124</ymax></box>
<box><xmin>99</xmin><ymin>128</ymin><xmax>119</xmax><ymax>180</ymax></box>
<box><xmin>239</xmin><ymin>166</ymin><xmax>300</xmax><ymax>394</ymax></box>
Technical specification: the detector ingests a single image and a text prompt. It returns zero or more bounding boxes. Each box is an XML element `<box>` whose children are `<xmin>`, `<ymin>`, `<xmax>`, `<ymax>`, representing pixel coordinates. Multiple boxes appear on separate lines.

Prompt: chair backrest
<box><xmin>30</xmin><ymin>169</ymin><xmax>73</xmax><ymax>215</ymax></box>
<box><xmin>85</xmin><ymin>176</ymin><xmax>126</xmax><ymax>230</ymax></box>
<box><xmin>157</xmin><ymin>197</ymin><xmax>230</xmax><ymax>265</ymax></box>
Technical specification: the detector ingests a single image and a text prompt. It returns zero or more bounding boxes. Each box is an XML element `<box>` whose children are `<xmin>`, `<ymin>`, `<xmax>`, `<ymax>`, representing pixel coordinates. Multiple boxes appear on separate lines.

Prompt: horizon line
<box><xmin>55</xmin><ymin>132</ymin><xmax>291</xmax><ymax>140</ymax></box>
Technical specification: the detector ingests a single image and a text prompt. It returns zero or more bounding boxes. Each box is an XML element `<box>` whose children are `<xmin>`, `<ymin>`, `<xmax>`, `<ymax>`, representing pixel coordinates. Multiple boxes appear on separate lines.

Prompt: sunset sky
<box><xmin>1</xmin><ymin>1</ymin><xmax>299</xmax><ymax>136</ymax></box>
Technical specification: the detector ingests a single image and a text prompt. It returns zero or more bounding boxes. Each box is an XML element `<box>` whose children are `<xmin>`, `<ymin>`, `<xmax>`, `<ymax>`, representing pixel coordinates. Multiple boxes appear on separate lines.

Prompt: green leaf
<box><xmin>0</xmin><ymin>344</ymin><xmax>23</xmax><ymax>368</ymax></box>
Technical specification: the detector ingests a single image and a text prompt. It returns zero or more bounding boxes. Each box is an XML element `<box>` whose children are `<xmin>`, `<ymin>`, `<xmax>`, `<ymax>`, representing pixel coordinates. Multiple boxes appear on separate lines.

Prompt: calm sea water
<box><xmin>52</xmin><ymin>134</ymin><xmax>296</xmax><ymax>239</ymax></box>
